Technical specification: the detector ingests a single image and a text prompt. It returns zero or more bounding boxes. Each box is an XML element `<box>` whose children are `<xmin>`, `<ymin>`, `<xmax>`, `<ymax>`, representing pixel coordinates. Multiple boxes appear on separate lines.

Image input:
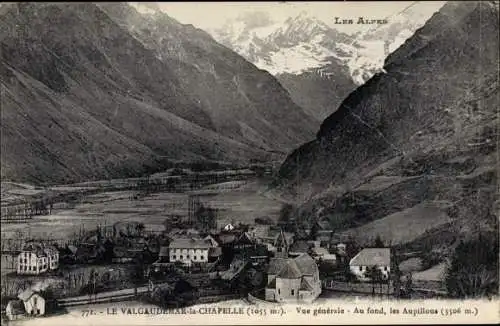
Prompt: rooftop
<box><xmin>268</xmin><ymin>253</ymin><xmax>318</xmax><ymax>279</ymax></box>
<box><xmin>169</xmin><ymin>238</ymin><xmax>218</xmax><ymax>249</ymax></box>
<box><xmin>349</xmin><ymin>248</ymin><xmax>391</xmax><ymax>266</ymax></box>
<box><xmin>18</xmin><ymin>288</ymin><xmax>36</xmax><ymax>302</ymax></box>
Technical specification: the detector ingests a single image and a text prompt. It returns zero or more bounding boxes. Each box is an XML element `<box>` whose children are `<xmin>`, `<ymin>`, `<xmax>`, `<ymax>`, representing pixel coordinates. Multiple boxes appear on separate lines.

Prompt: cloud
<box><xmin>237</xmin><ymin>11</ymin><xmax>275</xmax><ymax>29</ymax></box>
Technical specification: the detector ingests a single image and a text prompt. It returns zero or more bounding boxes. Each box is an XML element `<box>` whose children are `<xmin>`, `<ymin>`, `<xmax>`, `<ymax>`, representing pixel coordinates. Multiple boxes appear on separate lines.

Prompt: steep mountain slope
<box><xmin>275</xmin><ymin>1</ymin><xmax>499</xmax><ymax>248</ymax></box>
<box><xmin>1</xmin><ymin>3</ymin><xmax>309</xmax><ymax>184</ymax></box>
<box><xmin>98</xmin><ymin>3</ymin><xmax>316</xmax><ymax>151</ymax></box>
<box><xmin>211</xmin><ymin>12</ymin><xmax>357</xmax><ymax>121</ymax></box>
<box><xmin>276</xmin><ymin>64</ymin><xmax>355</xmax><ymax>122</ymax></box>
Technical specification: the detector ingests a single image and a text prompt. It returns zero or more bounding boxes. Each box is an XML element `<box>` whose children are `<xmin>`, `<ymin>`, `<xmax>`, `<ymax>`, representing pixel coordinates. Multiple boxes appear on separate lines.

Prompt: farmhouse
<box><xmin>169</xmin><ymin>238</ymin><xmax>220</xmax><ymax>266</ymax></box>
<box><xmin>265</xmin><ymin>230</ymin><xmax>321</xmax><ymax>303</ymax></box>
<box><xmin>349</xmin><ymin>248</ymin><xmax>391</xmax><ymax>281</ymax></box>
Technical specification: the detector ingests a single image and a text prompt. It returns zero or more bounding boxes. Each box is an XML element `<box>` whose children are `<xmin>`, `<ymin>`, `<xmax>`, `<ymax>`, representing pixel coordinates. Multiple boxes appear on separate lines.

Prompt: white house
<box><xmin>18</xmin><ymin>289</ymin><xmax>45</xmax><ymax>316</ymax></box>
<box><xmin>349</xmin><ymin>248</ymin><xmax>391</xmax><ymax>282</ymax></box>
<box><xmin>223</xmin><ymin>223</ymin><xmax>235</xmax><ymax>232</ymax></box>
<box><xmin>5</xmin><ymin>300</ymin><xmax>25</xmax><ymax>321</ymax></box>
<box><xmin>311</xmin><ymin>247</ymin><xmax>337</xmax><ymax>264</ymax></box>
<box><xmin>17</xmin><ymin>242</ymin><xmax>59</xmax><ymax>275</ymax></box>
<box><xmin>169</xmin><ymin>238</ymin><xmax>220</xmax><ymax>266</ymax></box>
<box><xmin>265</xmin><ymin>230</ymin><xmax>321</xmax><ymax>303</ymax></box>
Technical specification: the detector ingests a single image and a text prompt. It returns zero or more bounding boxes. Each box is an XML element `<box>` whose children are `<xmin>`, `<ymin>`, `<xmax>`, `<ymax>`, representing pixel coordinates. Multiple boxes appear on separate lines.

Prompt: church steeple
<box><xmin>274</xmin><ymin>229</ymin><xmax>288</xmax><ymax>258</ymax></box>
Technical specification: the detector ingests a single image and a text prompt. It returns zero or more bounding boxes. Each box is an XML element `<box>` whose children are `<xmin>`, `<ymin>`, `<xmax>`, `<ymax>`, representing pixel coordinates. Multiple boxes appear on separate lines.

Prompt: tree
<box><xmin>195</xmin><ymin>204</ymin><xmax>217</xmax><ymax>232</ymax></box>
<box><xmin>102</xmin><ymin>239</ymin><xmax>115</xmax><ymax>263</ymax></box>
<box><xmin>309</xmin><ymin>220</ymin><xmax>319</xmax><ymax>240</ymax></box>
<box><xmin>404</xmin><ymin>272</ymin><xmax>413</xmax><ymax>297</ymax></box>
<box><xmin>278</xmin><ymin>203</ymin><xmax>295</xmax><ymax>231</ymax></box>
<box><xmin>373</xmin><ymin>235</ymin><xmax>385</xmax><ymax>248</ymax></box>
<box><xmin>445</xmin><ymin>234</ymin><xmax>498</xmax><ymax>298</ymax></box>
<box><xmin>392</xmin><ymin>250</ymin><xmax>402</xmax><ymax>298</ymax></box>
<box><xmin>87</xmin><ymin>269</ymin><xmax>98</xmax><ymax>301</ymax></box>
<box><xmin>365</xmin><ymin>266</ymin><xmax>383</xmax><ymax>296</ymax></box>
<box><xmin>131</xmin><ymin>256</ymin><xmax>145</xmax><ymax>297</ymax></box>
<box><xmin>135</xmin><ymin>223</ymin><xmax>145</xmax><ymax>236</ymax></box>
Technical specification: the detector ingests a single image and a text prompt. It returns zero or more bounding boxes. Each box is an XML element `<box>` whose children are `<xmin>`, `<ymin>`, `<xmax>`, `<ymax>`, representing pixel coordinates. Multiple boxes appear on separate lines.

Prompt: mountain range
<box><xmin>209</xmin><ymin>3</ymin><xmax>445</xmax><ymax>121</ymax></box>
<box><xmin>0</xmin><ymin>3</ymin><xmax>316</xmax><ymax>184</ymax></box>
<box><xmin>274</xmin><ymin>1</ymin><xmax>499</xmax><ymax>250</ymax></box>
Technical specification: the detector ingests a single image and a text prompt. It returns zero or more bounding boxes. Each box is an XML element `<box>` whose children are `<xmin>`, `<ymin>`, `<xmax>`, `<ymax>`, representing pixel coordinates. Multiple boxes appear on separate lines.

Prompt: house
<box><xmin>216</xmin><ymin>233</ymin><xmax>237</xmax><ymax>247</ymax></box>
<box><xmin>169</xmin><ymin>238</ymin><xmax>220</xmax><ymax>266</ymax></box>
<box><xmin>44</xmin><ymin>246</ymin><xmax>59</xmax><ymax>270</ymax></box>
<box><xmin>67</xmin><ymin>245</ymin><xmax>78</xmax><ymax>255</ymax></box>
<box><xmin>204</xmin><ymin>235</ymin><xmax>219</xmax><ymax>247</ymax></box>
<box><xmin>336</xmin><ymin>243</ymin><xmax>347</xmax><ymax>254</ymax></box>
<box><xmin>18</xmin><ymin>289</ymin><xmax>45</xmax><ymax>316</ymax></box>
<box><xmin>265</xmin><ymin>254</ymin><xmax>321</xmax><ymax>303</ymax></box>
<box><xmin>334</xmin><ymin>243</ymin><xmax>348</xmax><ymax>264</ymax></box>
<box><xmin>112</xmin><ymin>247</ymin><xmax>135</xmax><ymax>263</ymax></box>
<box><xmin>349</xmin><ymin>248</ymin><xmax>391</xmax><ymax>282</ymax></box>
<box><xmin>17</xmin><ymin>242</ymin><xmax>58</xmax><ymax>275</ymax></box>
<box><xmin>151</xmin><ymin>246</ymin><xmax>172</xmax><ymax>273</ymax></box>
<box><xmin>5</xmin><ymin>300</ymin><xmax>25</xmax><ymax>321</ymax></box>
<box><xmin>223</xmin><ymin>223</ymin><xmax>235</xmax><ymax>232</ymax></box>
<box><xmin>311</xmin><ymin>247</ymin><xmax>337</xmax><ymax>264</ymax></box>
<box><xmin>250</xmin><ymin>226</ymin><xmax>294</xmax><ymax>248</ymax></box>
<box><xmin>265</xmin><ymin>232</ymin><xmax>321</xmax><ymax>303</ymax></box>
<box><xmin>233</xmin><ymin>232</ymin><xmax>255</xmax><ymax>250</ymax></box>
<box><xmin>315</xmin><ymin>230</ymin><xmax>333</xmax><ymax>248</ymax></box>
<box><xmin>289</xmin><ymin>240</ymin><xmax>312</xmax><ymax>255</ymax></box>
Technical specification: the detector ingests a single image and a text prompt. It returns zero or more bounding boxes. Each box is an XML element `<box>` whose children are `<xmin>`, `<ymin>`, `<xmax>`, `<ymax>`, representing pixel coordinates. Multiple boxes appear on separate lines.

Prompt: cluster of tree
<box><xmin>445</xmin><ymin>233</ymin><xmax>498</xmax><ymax>298</ymax></box>
<box><xmin>278</xmin><ymin>203</ymin><xmax>297</xmax><ymax>233</ymax></box>
<box><xmin>194</xmin><ymin>204</ymin><xmax>217</xmax><ymax>232</ymax></box>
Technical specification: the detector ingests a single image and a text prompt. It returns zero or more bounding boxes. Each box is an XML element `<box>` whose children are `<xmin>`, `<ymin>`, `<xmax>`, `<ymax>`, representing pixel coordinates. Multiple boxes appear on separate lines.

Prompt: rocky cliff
<box><xmin>275</xmin><ymin>1</ymin><xmax>499</xmax><ymax>248</ymax></box>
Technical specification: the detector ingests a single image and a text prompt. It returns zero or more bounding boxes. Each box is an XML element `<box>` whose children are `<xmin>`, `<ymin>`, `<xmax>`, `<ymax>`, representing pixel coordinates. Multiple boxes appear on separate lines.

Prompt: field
<box><xmin>413</xmin><ymin>263</ymin><xmax>447</xmax><ymax>282</ymax></box>
<box><xmin>337</xmin><ymin>201</ymin><xmax>453</xmax><ymax>246</ymax></box>
<box><xmin>0</xmin><ymin>178</ymin><xmax>282</xmax><ymax>241</ymax></box>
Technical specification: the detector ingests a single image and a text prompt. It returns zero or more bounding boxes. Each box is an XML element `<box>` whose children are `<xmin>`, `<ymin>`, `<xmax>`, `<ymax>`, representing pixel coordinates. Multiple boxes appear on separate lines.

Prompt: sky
<box><xmin>131</xmin><ymin>1</ymin><xmax>446</xmax><ymax>33</ymax></box>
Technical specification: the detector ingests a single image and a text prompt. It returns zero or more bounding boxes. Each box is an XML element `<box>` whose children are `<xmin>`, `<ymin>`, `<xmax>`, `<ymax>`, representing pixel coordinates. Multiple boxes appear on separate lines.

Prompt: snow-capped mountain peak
<box><xmin>209</xmin><ymin>4</ymin><xmax>444</xmax><ymax>83</ymax></box>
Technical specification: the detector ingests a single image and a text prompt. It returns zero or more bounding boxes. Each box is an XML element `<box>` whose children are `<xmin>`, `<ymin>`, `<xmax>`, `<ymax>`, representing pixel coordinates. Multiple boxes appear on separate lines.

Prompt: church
<box><xmin>265</xmin><ymin>230</ymin><xmax>322</xmax><ymax>303</ymax></box>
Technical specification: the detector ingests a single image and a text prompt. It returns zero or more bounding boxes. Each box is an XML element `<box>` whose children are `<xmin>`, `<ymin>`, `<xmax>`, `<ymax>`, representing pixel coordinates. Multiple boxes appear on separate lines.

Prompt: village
<box><xmin>0</xmin><ymin>169</ymin><xmax>440</xmax><ymax>323</ymax></box>
<box><xmin>1</xmin><ymin>206</ymin><xmax>418</xmax><ymax>322</ymax></box>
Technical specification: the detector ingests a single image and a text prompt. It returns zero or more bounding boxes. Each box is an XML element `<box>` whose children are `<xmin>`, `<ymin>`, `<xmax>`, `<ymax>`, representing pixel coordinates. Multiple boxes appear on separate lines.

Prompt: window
<box><xmin>187</xmin><ymin>255</ymin><xmax>190</xmax><ymax>259</ymax></box>
<box><xmin>194</xmin><ymin>256</ymin><xmax>197</xmax><ymax>261</ymax></box>
<box><xmin>173</xmin><ymin>255</ymin><xmax>176</xmax><ymax>260</ymax></box>
<box><xmin>278</xmin><ymin>289</ymin><xmax>280</xmax><ymax>295</ymax></box>
<box><xmin>291</xmin><ymin>289</ymin><xmax>295</xmax><ymax>296</ymax></box>
<box><xmin>277</xmin><ymin>247</ymin><xmax>282</xmax><ymax>252</ymax></box>
<box><xmin>384</xmin><ymin>266</ymin><xmax>387</xmax><ymax>271</ymax></box>
<box><xmin>34</xmin><ymin>297</ymin><xmax>37</xmax><ymax>305</ymax></box>
<box><xmin>200</xmin><ymin>256</ymin><xmax>204</xmax><ymax>260</ymax></box>
<box><xmin>359</xmin><ymin>266</ymin><xmax>362</xmax><ymax>271</ymax></box>
<box><xmin>180</xmin><ymin>255</ymin><xmax>183</xmax><ymax>259</ymax></box>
